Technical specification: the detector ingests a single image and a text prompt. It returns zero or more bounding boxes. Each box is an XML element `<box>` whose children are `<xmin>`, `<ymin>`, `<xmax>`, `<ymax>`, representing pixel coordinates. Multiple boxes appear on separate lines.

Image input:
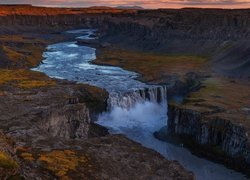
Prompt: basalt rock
<box><xmin>167</xmin><ymin>103</ymin><xmax>250</xmax><ymax>172</ymax></box>
<box><xmin>0</xmin><ymin>81</ymin><xmax>108</xmax><ymax>148</ymax></box>
<box><xmin>99</xmin><ymin>9</ymin><xmax>250</xmax><ymax>77</ymax></box>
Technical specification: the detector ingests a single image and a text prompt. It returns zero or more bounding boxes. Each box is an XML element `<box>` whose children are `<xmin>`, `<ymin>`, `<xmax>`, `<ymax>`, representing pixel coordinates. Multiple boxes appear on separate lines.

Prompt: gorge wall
<box><xmin>0</xmin><ymin>82</ymin><xmax>108</xmax><ymax>148</ymax></box>
<box><xmin>0</xmin><ymin>6</ymin><xmax>250</xmax><ymax>77</ymax></box>
<box><xmin>167</xmin><ymin>103</ymin><xmax>250</xmax><ymax>173</ymax></box>
<box><xmin>99</xmin><ymin>9</ymin><xmax>250</xmax><ymax>77</ymax></box>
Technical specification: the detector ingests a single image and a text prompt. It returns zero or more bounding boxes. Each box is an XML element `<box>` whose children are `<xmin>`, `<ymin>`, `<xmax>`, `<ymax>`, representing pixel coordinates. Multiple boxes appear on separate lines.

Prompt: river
<box><xmin>32</xmin><ymin>29</ymin><xmax>248</xmax><ymax>180</ymax></box>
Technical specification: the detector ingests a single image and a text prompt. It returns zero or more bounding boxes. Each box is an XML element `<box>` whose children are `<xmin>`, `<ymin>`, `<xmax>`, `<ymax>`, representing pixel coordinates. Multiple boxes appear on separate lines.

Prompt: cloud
<box><xmin>0</xmin><ymin>0</ymin><xmax>249</xmax><ymax>8</ymax></box>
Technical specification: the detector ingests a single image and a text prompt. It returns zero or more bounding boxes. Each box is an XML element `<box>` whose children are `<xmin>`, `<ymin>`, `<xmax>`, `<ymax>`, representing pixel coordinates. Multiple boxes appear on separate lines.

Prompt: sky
<box><xmin>0</xmin><ymin>0</ymin><xmax>249</xmax><ymax>9</ymax></box>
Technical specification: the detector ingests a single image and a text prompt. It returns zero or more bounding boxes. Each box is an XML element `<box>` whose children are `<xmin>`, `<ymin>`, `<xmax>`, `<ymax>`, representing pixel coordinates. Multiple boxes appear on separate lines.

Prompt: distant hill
<box><xmin>116</xmin><ymin>6</ymin><xmax>144</xmax><ymax>10</ymax></box>
<box><xmin>0</xmin><ymin>4</ymin><xmax>32</xmax><ymax>6</ymax></box>
<box><xmin>88</xmin><ymin>6</ymin><xmax>115</xmax><ymax>9</ymax></box>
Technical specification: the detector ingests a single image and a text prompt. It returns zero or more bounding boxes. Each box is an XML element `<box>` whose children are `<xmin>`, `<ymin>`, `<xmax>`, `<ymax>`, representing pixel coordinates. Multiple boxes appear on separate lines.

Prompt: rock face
<box><xmin>100</xmin><ymin>9</ymin><xmax>250</xmax><ymax>44</ymax></box>
<box><xmin>99</xmin><ymin>9</ymin><xmax>250</xmax><ymax>77</ymax></box>
<box><xmin>78</xmin><ymin>135</ymin><xmax>194</xmax><ymax>180</ymax></box>
<box><xmin>167</xmin><ymin>104</ymin><xmax>250</xmax><ymax>170</ymax></box>
<box><xmin>43</xmin><ymin>99</ymin><xmax>91</xmax><ymax>139</ymax></box>
<box><xmin>0</xmin><ymin>81</ymin><xmax>108</xmax><ymax>148</ymax></box>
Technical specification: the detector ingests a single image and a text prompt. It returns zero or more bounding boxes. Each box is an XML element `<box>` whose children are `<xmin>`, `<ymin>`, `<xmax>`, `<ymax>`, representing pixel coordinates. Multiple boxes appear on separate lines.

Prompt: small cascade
<box><xmin>107</xmin><ymin>86</ymin><xmax>167</xmax><ymax>110</ymax></box>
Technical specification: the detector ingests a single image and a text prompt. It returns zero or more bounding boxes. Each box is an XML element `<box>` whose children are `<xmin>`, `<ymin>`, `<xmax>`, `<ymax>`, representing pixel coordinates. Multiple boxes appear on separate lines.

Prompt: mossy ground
<box><xmin>183</xmin><ymin>77</ymin><xmax>250</xmax><ymax>126</ymax></box>
<box><xmin>38</xmin><ymin>150</ymin><xmax>92</xmax><ymax>178</ymax></box>
<box><xmin>0</xmin><ymin>5</ymin><xmax>137</xmax><ymax>16</ymax></box>
<box><xmin>16</xmin><ymin>147</ymin><xmax>98</xmax><ymax>179</ymax></box>
<box><xmin>0</xmin><ymin>35</ymin><xmax>49</xmax><ymax>68</ymax></box>
<box><xmin>0</xmin><ymin>34</ymin><xmax>61</xmax><ymax>90</ymax></box>
<box><xmin>0</xmin><ymin>69</ymin><xmax>56</xmax><ymax>89</ymax></box>
<box><xmin>94</xmin><ymin>48</ymin><xmax>208</xmax><ymax>83</ymax></box>
<box><xmin>0</xmin><ymin>132</ymin><xmax>19</xmax><ymax>179</ymax></box>
<box><xmin>0</xmin><ymin>151</ymin><xmax>18</xmax><ymax>169</ymax></box>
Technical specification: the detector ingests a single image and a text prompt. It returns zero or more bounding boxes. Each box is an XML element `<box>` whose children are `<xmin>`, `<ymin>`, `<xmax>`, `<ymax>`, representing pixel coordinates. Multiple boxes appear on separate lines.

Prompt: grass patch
<box><xmin>0</xmin><ymin>6</ymin><xmax>136</xmax><ymax>16</ymax></box>
<box><xmin>183</xmin><ymin>77</ymin><xmax>250</xmax><ymax>126</ymax></box>
<box><xmin>0</xmin><ymin>69</ymin><xmax>56</xmax><ymax>89</ymax></box>
<box><xmin>94</xmin><ymin>48</ymin><xmax>208</xmax><ymax>83</ymax></box>
<box><xmin>0</xmin><ymin>35</ymin><xmax>47</xmax><ymax>68</ymax></box>
<box><xmin>20</xmin><ymin>152</ymin><xmax>34</xmax><ymax>161</ymax></box>
<box><xmin>2</xmin><ymin>46</ymin><xmax>24</xmax><ymax>64</ymax></box>
<box><xmin>0</xmin><ymin>151</ymin><xmax>18</xmax><ymax>169</ymax></box>
<box><xmin>38</xmin><ymin>150</ymin><xmax>90</xmax><ymax>178</ymax></box>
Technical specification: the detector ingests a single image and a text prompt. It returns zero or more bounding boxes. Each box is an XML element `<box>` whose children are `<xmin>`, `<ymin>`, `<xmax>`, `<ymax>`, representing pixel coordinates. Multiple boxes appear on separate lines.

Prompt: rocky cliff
<box><xmin>1</xmin><ymin>6</ymin><xmax>250</xmax><ymax>77</ymax></box>
<box><xmin>99</xmin><ymin>9</ymin><xmax>250</xmax><ymax>77</ymax></box>
<box><xmin>167</xmin><ymin>102</ymin><xmax>250</xmax><ymax>174</ymax></box>
<box><xmin>0</xmin><ymin>81</ymin><xmax>107</xmax><ymax>145</ymax></box>
<box><xmin>0</xmin><ymin>14</ymin><xmax>101</xmax><ymax>33</ymax></box>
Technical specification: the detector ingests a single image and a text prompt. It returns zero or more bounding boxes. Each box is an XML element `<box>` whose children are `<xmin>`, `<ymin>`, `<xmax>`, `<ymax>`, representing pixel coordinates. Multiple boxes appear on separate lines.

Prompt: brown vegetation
<box><xmin>0</xmin><ymin>69</ymin><xmax>56</xmax><ymax>89</ymax></box>
<box><xmin>38</xmin><ymin>150</ymin><xmax>97</xmax><ymax>179</ymax></box>
<box><xmin>0</xmin><ymin>35</ymin><xmax>50</xmax><ymax>68</ymax></box>
<box><xmin>0</xmin><ymin>131</ymin><xmax>19</xmax><ymax>179</ymax></box>
<box><xmin>94</xmin><ymin>48</ymin><xmax>208</xmax><ymax>83</ymax></box>
<box><xmin>0</xmin><ymin>5</ymin><xmax>137</xmax><ymax>16</ymax></box>
<box><xmin>183</xmin><ymin>77</ymin><xmax>250</xmax><ymax>125</ymax></box>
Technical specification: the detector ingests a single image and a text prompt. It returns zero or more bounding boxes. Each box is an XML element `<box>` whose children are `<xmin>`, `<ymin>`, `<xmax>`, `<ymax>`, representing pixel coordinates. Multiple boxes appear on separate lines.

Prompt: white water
<box><xmin>98</xmin><ymin>92</ymin><xmax>247</xmax><ymax>180</ymax></box>
<box><xmin>33</xmin><ymin>29</ymin><xmax>248</xmax><ymax>180</ymax></box>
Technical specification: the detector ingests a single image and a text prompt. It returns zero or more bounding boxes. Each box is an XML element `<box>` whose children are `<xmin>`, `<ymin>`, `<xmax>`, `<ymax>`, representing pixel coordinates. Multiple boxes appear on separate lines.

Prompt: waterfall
<box><xmin>107</xmin><ymin>86</ymin><xmax>167</xmax><ymax>110</ymax></box>
<box><xmin>97</xmin><ymin>85</ymin><xmax>168</xmax><ymax>145</ymax></box>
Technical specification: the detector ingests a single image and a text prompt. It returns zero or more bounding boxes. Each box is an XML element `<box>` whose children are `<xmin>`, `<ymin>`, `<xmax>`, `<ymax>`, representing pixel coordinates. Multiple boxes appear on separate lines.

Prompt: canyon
<box><xmin>0</xmin><ymin>4</ymin><xmax>249</xmax><ymax>179</ymax></box>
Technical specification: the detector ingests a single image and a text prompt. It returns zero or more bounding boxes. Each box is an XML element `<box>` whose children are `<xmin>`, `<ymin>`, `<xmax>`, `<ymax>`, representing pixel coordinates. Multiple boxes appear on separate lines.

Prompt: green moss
<box><xmin>38</xmin><ymin>150</ymin><xmax>90</xmax><ymax>178</ymax></box>
<box><xmin>0</xmin><ymin>35</ymin><xmax>48</xmax><ymax>68</ymax></box>
<box><xmin>94</xmin><ymin>48</ymin><xmax>208</xmax><ymax>83</ymax></box>
<box><xmin>7</xmin><ymin>175</ymin><xmax>25</xmax><ymax>180</ymax></box>
<box><xmin>0</xmin><ymin>69</ymin><xmax>56</xmax><ymax>89</ymax></box>
<box><xmin>0</xmin><ymin>151</ymin><xmax>18</xmax><ymax>169</ymax></box>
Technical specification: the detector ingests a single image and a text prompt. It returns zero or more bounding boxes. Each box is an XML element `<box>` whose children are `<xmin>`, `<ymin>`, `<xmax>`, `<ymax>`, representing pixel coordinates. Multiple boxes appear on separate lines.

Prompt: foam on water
<box><xmin>98</xmin><ymin>101</ymin><xmax>167</xmax><ymax>134</ymax></box>
<box><xmin>98</xmin><ymin>98</ymin><xmax>247</xmax><ymax>180</ymax></box>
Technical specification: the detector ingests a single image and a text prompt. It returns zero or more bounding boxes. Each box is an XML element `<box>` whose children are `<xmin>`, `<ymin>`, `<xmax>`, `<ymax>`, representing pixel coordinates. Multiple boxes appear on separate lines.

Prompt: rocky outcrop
<box><xmin>167</xmin><ymin>104</ymin><xmax>250</xmax><ymax>171</ymax></box>
<box><xmin>101</xmin><ymin>9</ymin><xmax>250</xmax><ymax>44</ymax></box>
<box><xmin>0</xmin><ymin>14</ymin><xmax>102</xmax><ymax>33</ymax></box>
<box><xmin>43</xmin><ymin>99</ymin><xmax>91</xmax><ymax>139</ymax></box>
<box><xmin>0</xmin><ymin>81</ymin><xmax>108</xmax><ymax>147</ymax></box>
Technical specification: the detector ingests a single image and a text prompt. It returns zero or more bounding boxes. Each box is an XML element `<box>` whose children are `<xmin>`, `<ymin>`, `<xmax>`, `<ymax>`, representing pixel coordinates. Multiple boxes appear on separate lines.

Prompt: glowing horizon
<box><xmin>0</xmin><ymin>0</ymin><xmax>249</xmax><ymax>9</ymax></box>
